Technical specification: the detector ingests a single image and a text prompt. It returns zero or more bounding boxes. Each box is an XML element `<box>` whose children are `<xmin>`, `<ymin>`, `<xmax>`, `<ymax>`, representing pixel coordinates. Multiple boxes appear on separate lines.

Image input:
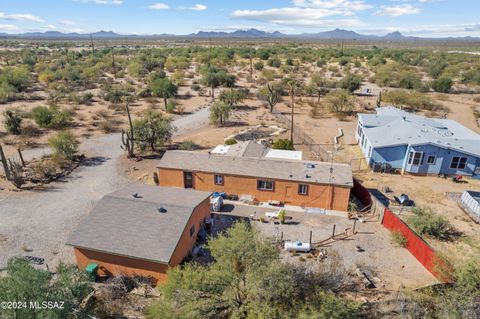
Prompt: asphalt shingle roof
<box><xmin>157</xmin><ymin>151</ymin><xmax>353</xmax><ymax>187</ymax></box>
<box><xmin>66</xmin><ymin>184</ymin><xmax>212</xmax><ymax>264</ymax></box>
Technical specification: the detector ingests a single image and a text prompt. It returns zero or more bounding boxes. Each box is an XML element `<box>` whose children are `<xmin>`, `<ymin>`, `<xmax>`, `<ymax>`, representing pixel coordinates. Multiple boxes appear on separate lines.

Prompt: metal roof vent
<box><xmin>132</xmin><ymin>193</ymin><xmax>141</xmax><ymax>198</ymax></box>
<box><xmin>306</xmin><ymin>163</ymin><xmax>315</xmax><ymax>169</ymax></box>
<box><xmin>157</xmin><ymin>207</ymin><xmax>167</xmax><ymax>213</ymax></box>
<box><xmin>305</xmin><ymin>174</ymin><xmax>311</xmax><ymax>179</ymax></box>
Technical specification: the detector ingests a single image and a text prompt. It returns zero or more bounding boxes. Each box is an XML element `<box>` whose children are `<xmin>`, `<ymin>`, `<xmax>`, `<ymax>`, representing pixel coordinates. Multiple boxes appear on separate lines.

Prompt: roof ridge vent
<box><xmin>157</xmin><ymin>207</ymin><xmax>167</xmax><ymax>213</ymax></box>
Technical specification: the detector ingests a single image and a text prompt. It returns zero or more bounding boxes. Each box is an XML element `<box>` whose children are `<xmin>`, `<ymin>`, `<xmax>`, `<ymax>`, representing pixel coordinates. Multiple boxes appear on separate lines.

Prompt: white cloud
<box><xmin>43</xmin><ymin>24</ymin><xmax>57</xmax><ymax>30</ymax></box>
<box><xmin>0</xmin><ymin>12</ymin><xmax>44</xmax><ymax>23</ymax></box>
<box><xmin>292</xmin><ymin>0</ymin><xmax>372</xmax><ymax>11</ymax></box>
<box><xmin>230</xmin><ymin>0</ymin><xmax>371</xmax><ymax>28</ymax></box>
<box><xmin>374</xmin><ymin>4</ymin><xmax>421</xmax><ymax>17</ymax></box>
<box><xmin>149</xmin><ymin>3</ymin><xmax>170</xmax><ymax>10</ymax></box>
<box><xmin>0</xmin><ymin>24</ymin><xmax>18</xmax><ymax>31</ymax></box>
<box><xmin>232</xmin><ymin>7</ymin><xmax>364</xmax><ymax>28</ymax></box>
<box><xmin>59</xmin><ymin>20</ymin><xmax>76</xmax><ymax>25</ymax></box>
<box><xmin>190</xmin><ymin>4</ymin><xmax>207</xmax><ymax>11</ymax></box>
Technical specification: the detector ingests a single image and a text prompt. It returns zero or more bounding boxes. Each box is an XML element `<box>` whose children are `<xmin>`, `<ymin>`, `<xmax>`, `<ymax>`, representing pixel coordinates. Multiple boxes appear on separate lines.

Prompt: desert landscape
<box><xmin>1</xmin><ymin>4</ymin><xmax>480</xmax><ymax>316</ymax></box>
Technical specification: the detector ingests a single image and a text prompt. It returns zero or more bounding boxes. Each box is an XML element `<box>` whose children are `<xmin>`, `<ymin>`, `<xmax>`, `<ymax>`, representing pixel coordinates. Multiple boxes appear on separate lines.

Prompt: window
<box><xmin>408</xmin><ymin>151</ymin><xmax>424</xmax><ymax>166</ymax></box>
<box><xmin>451</xmin><ymin>156</ymin><xmax>468</xmax><ymax>169</ymax></box>
<box><xmin>368</xmin><ymin>146</ymin><xmax>372</xmax><ymax>157</ymax></box>
<box><xmin>298</xmin><ymin>184</ymin><xmax>309</xmax><ymax>195</ymax></box>
<box><xmin>257</xmin><ymin>180</ymin><xmax>274</xmax><ymax>191</ymax></box>
<box><xmin>427</xmin><ymin>155</ymin><xmax>436</xmax><ymax>165</ymax></box>
<box><xmin>189</xmin><ymin>225</ymin><xmax>195</xmax><ymax>237</ymax></box>
<box><xmin>214</xmin><ymin>174</ymin><xmax>224</xmax><ymax>185</ymax></box>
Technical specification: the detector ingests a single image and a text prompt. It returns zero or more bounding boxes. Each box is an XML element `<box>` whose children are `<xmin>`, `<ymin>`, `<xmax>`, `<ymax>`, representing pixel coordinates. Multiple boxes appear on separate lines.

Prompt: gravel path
<box><xmin>0</xmin><ymin>107</ymin><xmax>210</xmax><ymax>269</ymax></box>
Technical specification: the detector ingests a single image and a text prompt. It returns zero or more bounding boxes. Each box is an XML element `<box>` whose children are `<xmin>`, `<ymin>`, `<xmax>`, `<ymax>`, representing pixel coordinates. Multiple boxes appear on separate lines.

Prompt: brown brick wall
<box><xmin>74</xmin><ymin>248</ymin><xmax>170</xmax><ymax>283</ymax></box>
<box><xmin>169</xmin><ymin>198</ymin><xmax>211</xmax><ymax>265</ymax></box>
<box><xmin>157</xmin><ymin>168</ymin><xmax>350</xmax><ymax>211</ymax></box>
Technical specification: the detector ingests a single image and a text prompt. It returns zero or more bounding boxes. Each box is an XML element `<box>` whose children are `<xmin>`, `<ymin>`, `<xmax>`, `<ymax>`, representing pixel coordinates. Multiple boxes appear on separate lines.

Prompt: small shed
<box><xmin>460</xmin><ymin>191</ymin><xmax>480</xmax><ymax>222</ymax></box>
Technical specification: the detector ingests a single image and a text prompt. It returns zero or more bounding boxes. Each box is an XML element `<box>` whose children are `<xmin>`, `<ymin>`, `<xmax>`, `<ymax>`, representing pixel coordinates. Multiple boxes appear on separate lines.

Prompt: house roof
<box><xmin>211</xmin><ymin>141</ymin><xmax>269</xmax><ymax>158</ymax></box>
<box><xmin>66</xmin><ymin>184</ymin><xmax>212</xmax><ymax>264</ymax></box>
<box><xmin>157</xmin><ymin>151</ymin><xmax>353</xmax><ymax>187</ymax></box>
<box><xmin>359</xmin><ymin>107</ymin><xmax>480</xmax><ymax>157</ymax></box>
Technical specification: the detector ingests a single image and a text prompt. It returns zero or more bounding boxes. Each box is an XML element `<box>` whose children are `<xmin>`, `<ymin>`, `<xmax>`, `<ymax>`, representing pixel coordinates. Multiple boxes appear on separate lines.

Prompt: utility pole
<box><xmin>90</xmin><ymin>33</ymin><xmax>95</xmax><ymax>53</ymax></box>
<box><xmin>249</xmin><ymin>45</ymin><xmax>253</xmax><ymax>82</ymax></box>
<box><xmin>288</xmin><ymin>81</ymin><xmax>296</xmax><ymax>144</ymax></box>
<box><xmin>111</xmin><ymin>47</ymin><xmax>116</xmax><ymax>78</ymax></box>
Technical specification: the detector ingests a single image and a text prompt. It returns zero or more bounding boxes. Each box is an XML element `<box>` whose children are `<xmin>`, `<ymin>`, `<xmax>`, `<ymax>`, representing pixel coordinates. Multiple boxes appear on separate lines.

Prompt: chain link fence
<box><xmin>271</xmin><ymin>108</ymin><xmax>333</xmax><ymax>162</ymax></box>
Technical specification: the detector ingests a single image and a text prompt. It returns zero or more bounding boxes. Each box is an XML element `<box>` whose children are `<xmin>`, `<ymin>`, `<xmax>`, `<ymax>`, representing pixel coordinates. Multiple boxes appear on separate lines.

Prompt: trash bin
<box><xmin>85</xmin><ymin>263</ymin><xmax>99</xmax><ymax>281</ymax></box>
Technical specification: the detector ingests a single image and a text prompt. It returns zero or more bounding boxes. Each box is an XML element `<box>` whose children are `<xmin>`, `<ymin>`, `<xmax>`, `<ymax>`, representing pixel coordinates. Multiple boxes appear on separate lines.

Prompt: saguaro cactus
<box><xmin>120</xmin><ymin>99</ymin><xmax>135</xmax><ymax>158</ymax></box>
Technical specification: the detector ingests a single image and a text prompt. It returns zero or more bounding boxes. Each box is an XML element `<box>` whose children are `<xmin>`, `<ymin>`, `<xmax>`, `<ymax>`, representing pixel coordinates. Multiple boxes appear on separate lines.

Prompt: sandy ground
<box><xmin>356</xmin><ymin>171</ymin><xmax>480</xmax><ymax>266</ymax></box>
<box><xmin>0</xmin><ymin>108</ymin><xmax>210</xmax><ymax>269</ymax></box>
<box><xmin>215</xmin><ymin>203</ymin><xmax>436</xmax><ymax>293</ymax></box>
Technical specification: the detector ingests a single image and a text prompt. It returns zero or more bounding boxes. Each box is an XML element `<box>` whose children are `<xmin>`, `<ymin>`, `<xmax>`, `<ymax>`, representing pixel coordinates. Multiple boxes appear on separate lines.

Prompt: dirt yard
<box><xmin>355</xmin><ymin>171</ymin><xmax>480</xmax><ymax>266</ymax></box>
<box><xmin>215</xmin><ymin>203</ymin><xmax>436</xmax><ymax>297</ymax></box>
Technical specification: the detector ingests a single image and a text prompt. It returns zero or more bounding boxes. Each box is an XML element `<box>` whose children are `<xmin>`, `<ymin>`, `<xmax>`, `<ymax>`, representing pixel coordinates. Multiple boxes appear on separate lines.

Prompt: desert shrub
<box><xmin>324</xmin><ymin>89</ymin><xmax>355</xmax><ymax>114</ymax></box>
<box><xmin>225</xmin><ymin>138</ymin><xmax>237</xmax><ymax>145</ymax></box>
<box><xmin>191</xmin><ymin>84</ymin><xmax>201</xmax><ymax>91</ymax></box>
<box><xmin>0</xmin><ymin>81</ymin><xmax>15</xmax><ymax>103</ymax></box>
<box><xmin>431</xmin><ymin>77</ymin><xmax>453</xmax><ymax>93</ymax></box>
<box><xmin>79</xmin><ymin>92</ymin><xmax>94</xmax><ymax>105</ymax></box>
<box><xmin>166</xmin><ymin>99</ymin><xmax>176</xmax><ymax>113</ymax></box>
<box><xmin>272</xmin><ymin>138</ymin><xmax>294</xmax><ymax>150</ymax></box>
<box><xmin>48</xmin><ymin>109</ymin><xmax>72</xmax><ymax>129</ymax></box>
<box><xmin>3</xmin><ymin>108</ymin><xmax>23</xmax><ymax>135</ymax></box>
<box><xmin>32</xmin><ymin>105</ymin><xmax>72</xmax><ymax>129</ymax></box>
<box><xmin>254</xmin><ymin>61</ymin><xmax>264</xmax><ymax>71</ymax></box>
<box><xmin>48</xmin><ymin>130</ymin><xmax>80</xmax><ymax>163</ymax></box>
<box><xmin>267</xmin><ymin>58</ymin><xmax>281</xmax><ymax>68</ymax></box>
<box><xmin>407</xmin><ymin>207</ymin><xmax>455</xmax><ymax>241</ymax></box>
<box><xmin>179</xmin><ymin>140</ymin><xmax>200</xmax><ymax>150</ymax></box>
<box><xmin>0</xmin><ymin>66</ymin><xmax>33</xmax><ymax>92</ymax></box>
<box><xmin>339</xmin><ymin>57</ymin><xmax>349</xmax><ymax>66</ymax></box>
<box><xmin>32</xmin><ymin>106</ymin><xmax>54</xmax><ymax>127</ymax></box>
<box><xmin>391</xmin><ymin>231</ymin><xmax>408</xmax><ymax>247</ymax></box>
<box><xmin>382</xmin><ymin>90</ymin><xmax>440</xmax><ymax>111</ymax></box>
<box><xmin>339</xmin><ymin>73</ymin><xmax>362</xmax><ymax>92</ymax></box>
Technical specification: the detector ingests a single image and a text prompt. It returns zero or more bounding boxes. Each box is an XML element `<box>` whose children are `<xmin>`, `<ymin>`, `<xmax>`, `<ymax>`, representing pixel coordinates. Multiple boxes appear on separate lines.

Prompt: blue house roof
<box><xmin>358</xmin><ymin>107</ymin><xmax>480</xmax><ymax>158</ymax></box>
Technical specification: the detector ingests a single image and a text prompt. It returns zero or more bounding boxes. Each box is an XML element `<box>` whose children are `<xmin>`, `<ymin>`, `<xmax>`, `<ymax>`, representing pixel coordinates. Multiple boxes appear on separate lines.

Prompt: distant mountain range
<box><xmin>0</xmin><ymin>28</ymin><xmax>478</xmax><ymax>41</ymax></box>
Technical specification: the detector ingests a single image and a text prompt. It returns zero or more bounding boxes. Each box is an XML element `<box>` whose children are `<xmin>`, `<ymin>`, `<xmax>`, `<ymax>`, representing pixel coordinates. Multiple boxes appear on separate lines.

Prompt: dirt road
<box><xmin>0</xmin><ymin>107</ymin><xmax>210</xmax><ymax>269</ymax></box>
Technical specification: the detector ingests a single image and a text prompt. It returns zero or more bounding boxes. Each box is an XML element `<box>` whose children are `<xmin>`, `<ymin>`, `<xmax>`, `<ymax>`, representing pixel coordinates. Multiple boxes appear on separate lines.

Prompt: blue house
<box><xmin>356</xmin><ymin>107</ymin><xmax>480</xmax><ymax>177</ymax></box>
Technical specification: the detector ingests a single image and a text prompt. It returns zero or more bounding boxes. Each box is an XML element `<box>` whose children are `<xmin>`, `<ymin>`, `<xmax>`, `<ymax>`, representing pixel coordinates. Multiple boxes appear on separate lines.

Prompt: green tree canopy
<box><xmin>209</xmin><ymin>100</ymin><xmax>231</xmax><ymax>126</ymax></box>
<box><xmin>147</xmin><ymin>222</ymin><xmax>362</xmax><ymax>319</ymax></box>
<box><xmin>0</xmin><ymin>257</ymin><xmax>93</xmax><ymax>319</ymax></box>
<box><xmin>133</xmin><ymin>110</ymin><xmax>174</xmax><ymax>151</ymax></box>
<box><xmin>150</xmin><ymin>77</ymin><xmax>178</xmax><ymax>111</ymax></box>
<box><xmin>219</xmin><ymin>88</ymin><xmax>247</xmax><ymax>107</ymax></box>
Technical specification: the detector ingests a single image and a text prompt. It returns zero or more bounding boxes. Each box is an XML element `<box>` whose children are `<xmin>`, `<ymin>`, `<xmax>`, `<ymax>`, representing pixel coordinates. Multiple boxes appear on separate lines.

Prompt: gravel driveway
<box><xmin>0</xmin><ymin>107</ymin><xmax>210</xmax><ymax>269</ymax></box>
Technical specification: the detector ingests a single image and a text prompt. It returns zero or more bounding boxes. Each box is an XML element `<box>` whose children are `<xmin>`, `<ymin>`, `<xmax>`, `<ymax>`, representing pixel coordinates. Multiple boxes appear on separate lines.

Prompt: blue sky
<box><xmin>0</xmin><ymin>0</ymin><xmax>479</xmax><ymax>37</ymax></box>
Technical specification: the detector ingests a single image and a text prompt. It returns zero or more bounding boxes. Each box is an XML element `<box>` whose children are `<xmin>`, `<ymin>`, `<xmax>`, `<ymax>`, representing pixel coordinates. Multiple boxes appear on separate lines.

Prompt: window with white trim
<box><xmin>426</xmin><ymin>155</ymin><xmax>436</xmax><ymax>165</ymax></box>
<box><xmin>408</xmin><ymin>151</ymin><xmax>424</xmax><ymax>166</ymax></box>
<box><xmin>298</xmin><ymin>184</ymin><xmax>309</xmax><ymax>195</ymax></box>
<box><xmin>257</xmin><ymin>180</ymin><xmax>274</xmax><ymax>191</ymax></box>
<box><xmin>450</xmin><ymin>157</ymin><xmax>468</xmax><ymax>169</ymax></box>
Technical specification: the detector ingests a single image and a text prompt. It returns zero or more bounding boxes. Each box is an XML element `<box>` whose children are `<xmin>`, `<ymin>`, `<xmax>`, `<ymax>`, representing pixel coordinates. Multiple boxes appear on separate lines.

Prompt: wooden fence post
<box><xmin>17</xmin><ymin>148</ymin><xmax>25</xmax><ymax>167</ymax></box>
<box><xmin>0</xmin><ymin>144</ymin><xmax>11</xmax><ymax>180</ymax></box>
